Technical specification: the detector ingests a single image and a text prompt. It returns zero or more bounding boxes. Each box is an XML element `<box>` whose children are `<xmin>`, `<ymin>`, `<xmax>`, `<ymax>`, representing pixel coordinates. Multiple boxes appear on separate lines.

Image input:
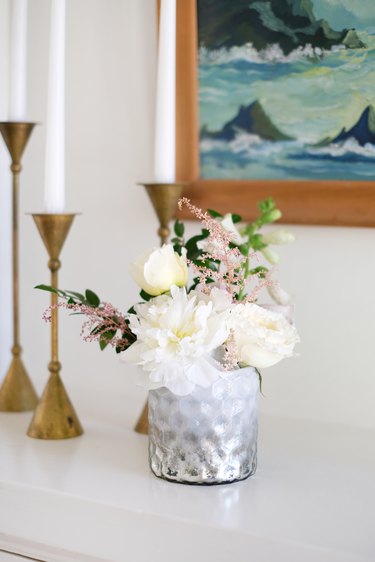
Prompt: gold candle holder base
<box><xmin>27</xmin><ymin>214</ymin><xmax>83</xmax><ymax>439</ymax></box>
<box><xmin>0</xmin><ymin>355</ymin><xmax>38</xmax><ymax>412</ymax></box>
<box><xmin>0</xmin><ymin>122</ymin><xmax>38</xmax><ymax>412</ymax></box>
<box><xmin>27</xmin><ymin>368</ymin><xmax>83</xmax><ymax>440</ymax></box>
<box><xmin>135</xmin><ymin>182</ymin><xmax>186</xmax><ymax>435</ymax></box>
<box><xmin>134</xmin><ymin>402</ymin><xmax>149</xmax><ymax>435</ymax></box>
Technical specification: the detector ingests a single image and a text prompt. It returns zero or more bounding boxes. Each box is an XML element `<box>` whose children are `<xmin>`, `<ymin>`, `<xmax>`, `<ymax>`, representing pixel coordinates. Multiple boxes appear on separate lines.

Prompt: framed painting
<box><xmin>174</xmin><ymin>0</ymin><xmax>375</xmax><ymax>226</ymax></box>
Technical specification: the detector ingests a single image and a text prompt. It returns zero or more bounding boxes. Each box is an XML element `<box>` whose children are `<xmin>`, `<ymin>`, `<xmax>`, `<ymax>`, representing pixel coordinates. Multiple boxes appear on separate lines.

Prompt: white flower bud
<box><xmin>220</xmin><ymin>214</ymin><xmax>244</xmax><ymax>245</ymax></box>
<box><xmin>262</xmin><ymin>229</ymin><xmax>295</xmax><ymax>245</ymax></box>
<box><xmin>267</xmin><ymin>284</ymin><xmax>291</xmax><ymax>305</ymax></box>
<box><xmin>261</xmin><ymin>247</ymin><xmax>280</xmax><ymax>265</ymax></box>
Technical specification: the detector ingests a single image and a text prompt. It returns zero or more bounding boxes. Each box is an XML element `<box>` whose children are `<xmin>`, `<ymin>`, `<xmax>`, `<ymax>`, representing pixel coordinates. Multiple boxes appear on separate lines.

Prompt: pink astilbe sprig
<box><xmin>178</xmin><ymin>197</ymin><xmax>246</xmax><ymax>299</ymax></box>
<box><xmin>244</xmin><ymin>269</ymin><xmax>276</xmax><ymax>303</ymax></box>
<box><xmin>43</xmin><ymin>301</ymin><xmax>135</xmax><ymax>352</ymax></box>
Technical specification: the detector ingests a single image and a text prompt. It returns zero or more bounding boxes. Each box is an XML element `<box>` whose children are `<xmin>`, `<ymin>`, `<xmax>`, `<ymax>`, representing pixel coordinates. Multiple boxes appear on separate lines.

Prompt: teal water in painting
<box><xmin>199</xmin><ymin>31</ymin><xmax>375</xmax><ymax>180</ymax></box>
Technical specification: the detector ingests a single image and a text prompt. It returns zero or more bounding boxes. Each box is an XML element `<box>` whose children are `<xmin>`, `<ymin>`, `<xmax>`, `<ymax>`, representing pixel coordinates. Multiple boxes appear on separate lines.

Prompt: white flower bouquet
<box><xmin>38</xmin><ymin>197</ymin><xmax>299</xmax><ymax>384</ymax></box>
<box><xmin>38</xmin><ymin>197</ymin><xmax>299</xmax><ymax>484</ymax></box>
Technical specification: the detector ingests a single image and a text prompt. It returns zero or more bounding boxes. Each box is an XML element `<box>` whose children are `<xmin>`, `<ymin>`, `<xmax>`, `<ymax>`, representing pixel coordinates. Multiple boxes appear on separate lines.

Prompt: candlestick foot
<box><xmin>27</xmin><ymin>372</ymin><xmax>83</xmax><ymax>440</ymax></box>
<box><xmin>134</xmin><ymin>401</ymin><xmax>148</xmax><ymax>435</ymax></box>
<box><xmin>0</xmin><ymin>356</ymin><xmax>38</xmax><ymax>412</ymax></box>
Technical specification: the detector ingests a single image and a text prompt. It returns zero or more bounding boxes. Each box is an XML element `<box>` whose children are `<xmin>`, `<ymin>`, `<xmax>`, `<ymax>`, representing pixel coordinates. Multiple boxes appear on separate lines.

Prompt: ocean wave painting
<box><xmin>197</xmin><ymin>0</ymin><xmax>375</xmax><ymax>181</ymax></box>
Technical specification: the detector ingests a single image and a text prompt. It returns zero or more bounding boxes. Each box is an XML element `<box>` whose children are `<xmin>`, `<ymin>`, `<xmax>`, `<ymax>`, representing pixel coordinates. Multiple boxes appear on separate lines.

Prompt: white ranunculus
<box><xmin>262</xmin><ymin>229</ymin><xmax>295</xmax><ymax>245</ymax></box>
<box><xmin>229</xmin><ymin>303</ymin><xmax>299</xmax><ymax>369</ymax></box>
<box><xmin>121</xmin><ymin>286</ymin><xmax>231</xmax><ymax>395</ymax></box>
<box><xmin>129</xmin><ymin>244</ymin><xmax>188</xmax><ymax>296</ymax></box>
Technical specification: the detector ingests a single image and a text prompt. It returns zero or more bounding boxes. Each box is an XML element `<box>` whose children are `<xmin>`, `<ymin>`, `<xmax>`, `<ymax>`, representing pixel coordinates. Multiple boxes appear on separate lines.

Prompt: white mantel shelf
<box><xmin>0</xmin><ymin>380</ymin><xmax>374</xmax><ymax>562</ymax></box>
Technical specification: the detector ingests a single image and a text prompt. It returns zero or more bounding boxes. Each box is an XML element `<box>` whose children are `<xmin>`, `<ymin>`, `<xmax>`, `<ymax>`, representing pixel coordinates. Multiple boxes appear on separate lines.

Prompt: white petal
<box><xmin>240</xmin><ymin>343</ymin><xmax>282</xmax><ymax>368</ymax></box>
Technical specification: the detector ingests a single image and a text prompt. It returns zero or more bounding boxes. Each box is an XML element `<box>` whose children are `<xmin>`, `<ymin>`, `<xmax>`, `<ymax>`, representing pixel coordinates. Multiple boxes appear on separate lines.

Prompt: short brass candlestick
<box><xmin>0</xmin><ymin>122</ymin><xmax>38</xmax><ymax>412</ymax></box>
<box><xmin>27</xmin><ymin>213</ymin><xmax>83</xmax><ymax>439</ymax></box>
<box><xmin>135</xmin><ymin>182</ymin><xmax>185</xmax><ymax>435</ymax></box>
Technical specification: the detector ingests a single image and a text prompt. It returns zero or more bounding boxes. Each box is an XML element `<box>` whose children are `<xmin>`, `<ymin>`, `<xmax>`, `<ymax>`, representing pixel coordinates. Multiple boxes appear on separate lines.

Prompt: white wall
<box><xmin>1</xmin><ymin>0</ymin><xmax>374</xmax><ymax>431</ymax></box>
<box><xmin>0</xmin><ymin>0</ymin><xmax>11</xmax><ymax>376</ymax></box>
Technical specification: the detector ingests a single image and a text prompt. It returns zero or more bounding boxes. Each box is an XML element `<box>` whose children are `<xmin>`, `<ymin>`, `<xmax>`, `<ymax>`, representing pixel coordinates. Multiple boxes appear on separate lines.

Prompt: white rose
<box><xmin>262</xmin><ymin>229</ymin><xmax>295</xmax><ymax>245</ymax></box>
<box><xmin>229</xmin><ymin>303</ymin><xmax>299</xmax><ymax>369</ymax></box>
<box><xmin>129</xmin><ymin>244</ymin><xmax>188</xmax><ymax>296</ymax></box>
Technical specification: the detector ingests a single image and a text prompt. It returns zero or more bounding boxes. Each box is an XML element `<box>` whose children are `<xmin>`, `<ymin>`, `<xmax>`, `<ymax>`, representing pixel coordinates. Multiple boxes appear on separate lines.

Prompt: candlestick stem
<box><xmin>27</xmin><ymin>214</ymin><xmax>83</xmax><ymax>439</ymax></box>
<box><xmin>0</xmin><ymin>122</ymin><xmax>38</xmax><ymax>412</ymax></box>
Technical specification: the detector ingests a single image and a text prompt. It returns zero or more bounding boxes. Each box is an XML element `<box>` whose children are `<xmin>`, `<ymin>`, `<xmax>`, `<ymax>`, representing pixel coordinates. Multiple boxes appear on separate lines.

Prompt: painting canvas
<box><xmin>197</xmin><ymin>0</ymin><xmax>375</xmax><ymax>182</ymax></box>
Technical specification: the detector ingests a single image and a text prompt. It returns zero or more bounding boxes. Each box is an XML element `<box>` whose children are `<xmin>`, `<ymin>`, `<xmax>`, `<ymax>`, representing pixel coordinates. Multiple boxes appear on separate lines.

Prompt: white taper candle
<box><xmin>44</xmin><ymin>0</ymin><xmax>66</xmax><ymax>213</ymax></box>
<box><xmin>154</xmin><ymin>0</ymin><xmax>176</xmax><ymax>183</ymax></box>
<box><xmin>9</xmin><ymin>0</ymin><xmax>28</xmax><ymax>121</ymax></box>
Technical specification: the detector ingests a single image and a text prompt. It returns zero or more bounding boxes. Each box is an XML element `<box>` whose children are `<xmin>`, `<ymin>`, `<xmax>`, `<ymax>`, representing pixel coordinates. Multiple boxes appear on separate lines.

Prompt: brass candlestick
<box><xmin>0</xmin><ymin>122</ymin><xmax>38</xmax><ymax>412</ymax></box>
<box><xmin>27</xmin><ymin>213</ymin><xmax>83</xmax><ymax>439</ymax></box>
<box><xmin>135</xmin><ymin>182</ymin><xmax>185</xmax><ymax>435</ymax></box>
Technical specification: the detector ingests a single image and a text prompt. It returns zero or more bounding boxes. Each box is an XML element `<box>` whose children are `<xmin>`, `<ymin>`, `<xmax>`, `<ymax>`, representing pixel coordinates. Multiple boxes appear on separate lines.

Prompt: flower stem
<box><xmin>237</xmin><ymin>242</ymin><xmax>251</xmax><ymax>301</ymax></box>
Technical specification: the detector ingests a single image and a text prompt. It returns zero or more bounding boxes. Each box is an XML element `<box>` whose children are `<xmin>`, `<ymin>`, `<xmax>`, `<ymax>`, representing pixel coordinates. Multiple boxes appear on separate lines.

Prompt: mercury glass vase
<box><xmin>148</xmin><ymin>367</ymin><xmax>259</xmax><ymax>485</ymax></box>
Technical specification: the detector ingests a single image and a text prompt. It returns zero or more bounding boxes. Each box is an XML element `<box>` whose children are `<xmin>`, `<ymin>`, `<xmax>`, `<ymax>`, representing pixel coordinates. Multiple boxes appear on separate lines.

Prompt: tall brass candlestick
<box><xmin>27</xmin><ymin>214</ymin><xmax>83</xmax><ymax>439</ymax></box>
<box><xmin>135</xmin><ymin>182</ymin><xmax>185</xmax><ymax>435</ymax></box>
<box><xmin>0</xmin><ymin>122</ymin><xmax>38</xmax><ymax>412</ymax></box>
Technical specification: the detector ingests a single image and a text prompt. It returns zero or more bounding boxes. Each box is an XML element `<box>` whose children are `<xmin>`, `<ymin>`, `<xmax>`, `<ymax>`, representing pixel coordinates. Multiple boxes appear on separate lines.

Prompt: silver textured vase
<box><xmin>148</xmin><ymin>366</ymin><xmax>259</xmax><ymax>485</ymax></box>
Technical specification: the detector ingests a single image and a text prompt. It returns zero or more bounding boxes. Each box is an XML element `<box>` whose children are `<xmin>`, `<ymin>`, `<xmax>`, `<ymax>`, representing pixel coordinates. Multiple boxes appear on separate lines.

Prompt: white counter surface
<box><xmin>0</xmin><ymin>381</ymin><xmax>374</xmax><ymax>562</ymax></box>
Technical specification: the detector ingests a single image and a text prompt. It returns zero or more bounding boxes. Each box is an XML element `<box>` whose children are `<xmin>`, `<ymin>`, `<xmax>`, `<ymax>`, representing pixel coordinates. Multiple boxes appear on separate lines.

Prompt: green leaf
<box><xmin>64</xmin><ymin>290</ymin><xmax>86</xmax><ymax>301</ymax></box>
<box><xmin>239</xmin><ymin>244</ymin><xmax>249</xmax><ymax>256</ymax></box>
<box><xmin>34</xmin><ymin>284</ymin><xmax>65</xmax><ymax>297</ymax></box>
<box><xmin>249</xmin><ymin>234</ymin><xmax>266</xmax><ymax>250</ymax></box>
<box><xmin>140</xmin><ymin>289</ymin><xmax>153</xmax><ymax>302</ymax></box>
<box><xmin>173</xmin><ymin>243</ymin><xmax>182</xmax><ymax>256</ymax></box>
<box><xmin>231</xmin><ymin>213</ymin><xmax>242</xmax><ymax>223</ymax></box>
<box><xmin>249</xmin><ymin>265</ymin><xmax>269</xmax><ymax>278</ymax></box>
<box><xmin>127</xmin><ymin>306</ymin><xmax>136</xmax><ymax>314</ymax></box>
<box><xmin>85</xmin><ymin>289</ymin><xmax>100</xmax><ymax>307</ymax></box>
<box><xmin>185</xmin><ymin>233</ymin><xmax>207</xmax><ymax>261</ymax></box>
<box><xmin>207</xmin><ymin>209</ymin><xmax>223</xmax><ymax>218</ymax></box>
<box><xmin>243</xmin><ymin>224</ymin><xmax>255</xmax><ymax>237</ymax></box>
<box><xmin>174</xmin><ymin>219</ymin><xmax>185</xmax><ymax>237</ymax></box>
<box><xmin>258</xmin><ymin>197</ymin><xmax>275</xmax><ymax>213</ymax></box>
<box><xmin>256</xmin><ymin>368</ymin><xmax>264</xmax><ymax>396</ymax></box>
<box><xmin>99</xmin><ymin>329</ymin><xmax>117</xmax><ymax>351</ymax></box>
<box><xmin>203</xmin><ymin>260</ymin><xmax>218</xmax><ymax>272</ymax></box>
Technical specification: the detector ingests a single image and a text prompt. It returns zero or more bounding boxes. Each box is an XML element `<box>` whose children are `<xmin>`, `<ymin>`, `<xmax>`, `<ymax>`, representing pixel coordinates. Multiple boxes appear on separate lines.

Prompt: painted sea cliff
<box><xmin>198</xmin><ymin>0</ymin><xmax>375</xmax><ymax>180</ymax></box>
